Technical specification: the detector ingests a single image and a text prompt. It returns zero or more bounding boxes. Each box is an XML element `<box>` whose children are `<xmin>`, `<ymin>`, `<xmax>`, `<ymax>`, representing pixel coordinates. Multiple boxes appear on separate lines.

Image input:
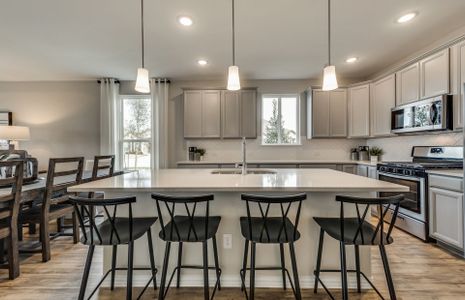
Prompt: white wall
<box><xmin>169</xmin><ymin>79</ymin><xmax>365</xmax><ymax>166</ymax></box>
<box><xmin>0</xmin><ymin>81</ymin><xmax>100</xmax><ymax>170</ymax></box>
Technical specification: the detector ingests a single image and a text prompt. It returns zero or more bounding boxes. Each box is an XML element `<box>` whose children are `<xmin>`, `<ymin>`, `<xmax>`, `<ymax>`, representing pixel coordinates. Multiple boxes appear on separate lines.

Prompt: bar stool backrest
<box><xmin>336</xmin><ymin>194</ymin><xmax>404</xmax><ymax>245</ymax></box>
<box><xmin>69</xmin><ymin>195</ymin><xmax>136</xmax><ymax>245</ymax></box>
<box><xmin>241</xmin><ymin>193</ymin><xmax>307</xmax><ymax>243</ymax></box>
<box><xmin>0</xmin><ymin>160</ymin><xmax>23</xmax><ymax>232</ymax></box>
<box><xmin>91</xmin><ymin>155</ymin><xmax>115</xmax><ymax>180</ymax></box>
<box><xmin>151</xmin><ymin>193</ymin><xmax>214</xmax><ymax>242</ymax></box>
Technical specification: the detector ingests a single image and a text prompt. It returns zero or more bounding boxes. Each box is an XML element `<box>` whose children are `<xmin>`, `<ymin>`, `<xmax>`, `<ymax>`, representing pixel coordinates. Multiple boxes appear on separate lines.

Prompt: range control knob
<box><xmin>404</xmin><ymin>169</ymin><xmax>413</xmax><ymax>176</ymax></box>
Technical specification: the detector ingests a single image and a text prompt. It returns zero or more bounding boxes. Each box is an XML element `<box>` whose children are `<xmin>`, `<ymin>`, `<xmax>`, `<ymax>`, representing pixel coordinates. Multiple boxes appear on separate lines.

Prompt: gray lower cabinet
<box><xmin>357</xmin><ymin>165</ymin><xmax>377</xmax><ymax>178</ymax></box>
<box><xmin>367</xmin><ymin>166</ymin><xmax>377</xmax><ymax>179</ymax></box>
<box><xmin>222</xmin><ymin>90</ymin><xmax>257</xmax><ymax>138</ymax></box>
<box><xmin>429</xmin><ymin>175</ymin><xmax>464</xmax><ymax>250</ymax></box>
<box><xmin>342</xmin><ymin>164</ymin><xmax>357</xmax><ymax>174</ymax></box>
<box><xmin>184</xmin><ymin>90</ymin><xmax>221</xmax><ymax>138</ymax></box>
<box><xmin>299</xmin><ymin>164</ymin><xmax>338</xmax><ymax>170</ymax></box>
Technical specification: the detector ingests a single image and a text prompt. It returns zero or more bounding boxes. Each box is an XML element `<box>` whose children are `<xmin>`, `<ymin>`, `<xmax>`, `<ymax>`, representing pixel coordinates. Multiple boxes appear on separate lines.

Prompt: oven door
<box><xmin>378</xmin><ymin>172</ymin><xmax>426</xmax><ymax>222</ymax></box>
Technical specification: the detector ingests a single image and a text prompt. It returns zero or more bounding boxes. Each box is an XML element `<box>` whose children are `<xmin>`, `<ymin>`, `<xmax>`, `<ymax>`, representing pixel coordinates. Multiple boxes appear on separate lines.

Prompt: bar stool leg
<box><xmin>147</xmin><ymin>229</ymin><xmax>157</xmax><ymax>290</ymax></box>
<box><xmin>111</xmin><ymin>245</ymin><xmax>117</xmax><ymax>290</ymax></box>
<box><xmin>250</xmin><ymin>242</ymin><xmax>256</xmax><ymax>300</ymax></box>
<box><xmin>176</xmin><ymin>242</ymin><xmax>183</xmax><ymax>288</ymax></box>
<box><xmin>314</xmin><ymin>228</ymin><xmax>324</xmax><ymax>293</ymax></box>
<box><xmin>379</xmin><ymin>244</ymin><xmax>397</xmax><ymax>300</ymax></box>
<box><xmin>202</xmin><ymin>240</ymin><xmax>209</xmax><ymax>300</ymax></box>
<box><xmin>289</xmin><ymin>242</ymin><xmax>302</xmax><ymax>300</ymax></box>
<box><xmin>212</xmin><ymin>235</ymin><xmax>221</xmax><ymax>290</ymax></box>
<box><xmin>279</xmin><ymin>243</ymin><xmax>286</xmax><ymax>290</ymax></box>
<box><xmin>78</xmin><ymin>245</ymin><xmax>94</xmax><ymax>300</ymax></box>
<box><xmin>355</xmin><ymin>245</ymin><xmax>361</xmax><ymax>293</ymax></box>
<box><xmin>340</xmin><ymin>241</ymin><xmax>349</xmax><ymax>300</ymax></box>
<box><xmin>159</xmin><ymin>242</ymin><xmax>171</xmax><ymax>300</ymax></box>
<box><xmin>127</xmin><ymin>241</ymin><xmax>134</xmax><ymax>300</ymax></box>
<box><xmin>241</xmin><ymin>239</ymin><xmax>249</xmax><ymax>292</ymax></box>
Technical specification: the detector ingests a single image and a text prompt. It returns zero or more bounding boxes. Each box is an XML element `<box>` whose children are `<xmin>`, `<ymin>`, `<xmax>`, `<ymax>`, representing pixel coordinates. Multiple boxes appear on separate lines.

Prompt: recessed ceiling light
<box><xmin>178</xmin><ymin>16</ymin><xmax>193</xmax><ymax>26</ymax></box>
<box><xmin>397</xmin><ymin>12</ymin><xmax>417</xmax><ymax>23</ymax></box>
<box><xmin>197</xmin><ymin>59</ymin><xmax>208</xmax><ymax>66</ymax></box>
<box><xmin>346</xmin><ymin>57</ymin><xmax>358</xmax><ymax>63</ymax></box>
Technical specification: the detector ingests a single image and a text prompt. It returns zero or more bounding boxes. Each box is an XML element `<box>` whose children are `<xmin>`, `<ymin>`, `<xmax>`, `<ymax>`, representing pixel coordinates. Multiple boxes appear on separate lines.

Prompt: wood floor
<box><xmin>0</xmin><ymin>226</ymin><xmax>464</xmax><ymax>300</ymax></box>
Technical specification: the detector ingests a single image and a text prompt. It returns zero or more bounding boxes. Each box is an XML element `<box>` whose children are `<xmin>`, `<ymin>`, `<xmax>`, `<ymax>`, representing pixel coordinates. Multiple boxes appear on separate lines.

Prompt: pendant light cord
<box><xmin>232</xmin><ymin>0</ymin><xmax>236</xmax><ymax>66</ymax></box>
<box><xmin>140</xmin><ymin>0</ymin><xmax>145</xmax><ymax>68</ymax></box>
<box><xmin>327</xmin><ymin>0</ymin><xmax>331</xmax><ymax>66</ymax></box>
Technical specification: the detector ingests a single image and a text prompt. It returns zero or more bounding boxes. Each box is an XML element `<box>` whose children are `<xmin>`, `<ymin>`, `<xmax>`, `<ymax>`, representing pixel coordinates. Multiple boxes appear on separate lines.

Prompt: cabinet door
<box><xmin>329</xmin><ymin>89</ymin><xmax>347</xmax><ymax>137</ymax></box>
<box><xmin>357</xmin><ymin>165</ymin><xmax>368</xmax><ymax>177</ymax></box>
<box><xmin>222</xmin><ymin>91</ymin><xmax>241</xmax><ymax>138</ymax></box>
<box><xmin>312</xmin><ymin>90</ymin><xmax>330</xmax><ymax>137</ymax></box>
<box><xmin>451</xmin><ymin>41</ymin><xmax>465</xmax><ymax>129</ymax></box>
<box><xmin>184</xmin><ymin>91</ymin><xmax>203</xmax><ymax>138</ymax></box>
<box><xmin>348</xmin><ymin>84</ymin><xmax>370</xmax><ymax>137</ymax></box>
<box><xmin>368</xmin><ymin>167</ymin><xmax>378</xmax><ymax>179</ymax></box>
<box><xmin>420</xmin><ymin>48</ymin><xmax>450</xmax><ymax>98</ymax></box>
<box><xmin>342</xmin><ymin>165</ymin><xmax>356</xmax><ymax>174</ymax></box>
<box><xmin>371</xmin><ymin>74</ymin><xmax>396</xmax><ymax>137</ymax></box>
<box><xmin>202</xmin><ymin>91</ymin><xmax>221</xmax><ymax>137</ymax></box>
<box><xmin>429</xmin><ymin>187</ymin><xmax>464</xmax><ymax>249</ymax></box>
<box><xmin>240</xmin><ymin>90</ymin><xmax>257</xmax><ymax>138</ymax></box>
<box><xmin>396</xmin><ymin>62</ymin><xmax>420</xmax><ymax>105</ymax></box>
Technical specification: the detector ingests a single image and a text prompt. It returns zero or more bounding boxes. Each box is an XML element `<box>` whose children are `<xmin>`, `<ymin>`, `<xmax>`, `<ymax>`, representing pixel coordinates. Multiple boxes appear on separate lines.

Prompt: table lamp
<box><xmin>0</xmin><ymin>126</ymin><xmax>30</xmax><ymax>150</ymax></box>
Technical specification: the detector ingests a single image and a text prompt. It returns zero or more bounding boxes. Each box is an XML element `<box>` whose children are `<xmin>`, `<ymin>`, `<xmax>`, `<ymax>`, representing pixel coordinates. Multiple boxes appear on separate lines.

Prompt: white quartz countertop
<box><xmin>68</xmin><ymin>168</ymin><xmax>408</xmax><ymax>193</ymax></box>
<box><xmin>427</xmin><ymin>169</ymin><xmax>464</xmax><ymax>178</ymax></box>
<box><xmin>177</xmin><ymin>160</ymin><xmax>379</xmax><ymax>166</ymax></box>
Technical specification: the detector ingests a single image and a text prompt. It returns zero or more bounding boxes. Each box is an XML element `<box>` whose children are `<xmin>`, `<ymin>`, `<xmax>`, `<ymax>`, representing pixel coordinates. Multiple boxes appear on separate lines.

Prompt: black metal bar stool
<box><xmin>239</xmin><ymin>193</ymin><xmax>307</xmax><ymax>300</ymax></box>
<box><xmin>69</xmin><ymin>195</ymin><xmax>158</xmax><ymax>300</ymax></box>
<box><xmin>313</xmin><ymin>194</ymin><xmax>403</xmax><ymax>300</ymax></box>
<box><xmin>152</xmin><ymin>193</ymin><xmax>222</xmax><ymax>300</ymax></box>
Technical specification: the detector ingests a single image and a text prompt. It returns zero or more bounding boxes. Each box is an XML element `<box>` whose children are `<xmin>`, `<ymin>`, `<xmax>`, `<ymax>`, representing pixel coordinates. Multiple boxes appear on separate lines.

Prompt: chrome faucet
<box><xmin>235</xmin><ymin>137</ymin><xmax>247</xmax><ymax>174</ymax></box>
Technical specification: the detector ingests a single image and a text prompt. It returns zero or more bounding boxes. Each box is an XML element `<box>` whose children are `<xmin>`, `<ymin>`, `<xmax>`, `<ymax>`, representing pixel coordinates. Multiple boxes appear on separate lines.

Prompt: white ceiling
<box><xmin>1</xmin><ymin>0</ymin><xmax>465</xmax><ymax>81</ymax></box>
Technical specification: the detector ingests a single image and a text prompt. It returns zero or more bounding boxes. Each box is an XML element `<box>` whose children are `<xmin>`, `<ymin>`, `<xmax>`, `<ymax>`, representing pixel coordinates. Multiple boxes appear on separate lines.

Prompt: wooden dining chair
<box><xmin>0</xmin><ymin>160</ymin><xmax>24</xmax><ymax>279</ymax></box>
<box><xmin>88</xmin><ymin>155</ymin><xmax>114</xmax><ymax>199</ymax></box>
<box><xmin>19</xmin><ymin>157</ymin><xmax>83</xmax><ymax>262</ymax></box>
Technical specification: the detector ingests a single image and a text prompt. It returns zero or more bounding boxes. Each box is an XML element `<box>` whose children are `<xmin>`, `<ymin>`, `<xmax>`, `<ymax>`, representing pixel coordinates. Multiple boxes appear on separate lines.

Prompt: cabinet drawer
<box><xmin>299</xmin><ymin>164</ymin><xmax>338</xmax><ymax>170</ymax></box>
<box><xmin>429</xmin><ymin>175</ymin><xmax>463</xmax><ymax>192</ymax></box>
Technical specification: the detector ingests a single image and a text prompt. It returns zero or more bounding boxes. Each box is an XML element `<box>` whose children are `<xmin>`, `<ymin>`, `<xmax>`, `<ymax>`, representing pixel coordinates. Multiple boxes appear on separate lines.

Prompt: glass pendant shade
<box><xmin>135</xmin><ymin>68</ymin><xmax>150</xmax><ymax>93</ymax></box>
<box><xmin>322</xmin><ymin>65</ymin><xmax>338</xmax><ymax>91</ymax></box>
<box><xmin>227</xmin><ymin>65</ymin><xmax>241</xmax><ymax>91</ymax></box>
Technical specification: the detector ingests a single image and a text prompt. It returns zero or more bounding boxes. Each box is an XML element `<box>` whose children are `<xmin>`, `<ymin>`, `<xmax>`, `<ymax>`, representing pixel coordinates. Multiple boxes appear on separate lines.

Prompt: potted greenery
<box><xmin>369</xmin><ymin>147</ymin><xmax>384</xmax><ymax>163</ymax></box>
<box><xmin>196</xmin><ymin>148</ymin><xmax>206</xmax><ymax>161</ymax></box>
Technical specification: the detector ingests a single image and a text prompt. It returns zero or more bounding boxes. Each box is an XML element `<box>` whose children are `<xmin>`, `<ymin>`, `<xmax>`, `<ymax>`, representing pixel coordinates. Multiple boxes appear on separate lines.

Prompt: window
<box><xmin>119</xmin><ymin>96</ymin><xmax>152</xmax><ymax>169</ymax></box>
<box><xmin>261</xmin><ymin>94</ymin><xmax>300</xmax><ymax>145</ymax></box>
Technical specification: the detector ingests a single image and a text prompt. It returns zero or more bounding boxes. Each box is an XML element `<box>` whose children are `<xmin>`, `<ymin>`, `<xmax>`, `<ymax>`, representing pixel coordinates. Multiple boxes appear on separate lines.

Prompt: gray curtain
<box><xmin>99</xmin><ymin>78</ymin><xmax>120</xmax><ymax>169</ymax></box>
<box><xmin>150</xmin><ymin>78</ymin><xmax>170</xmax><ymax>169</ymax></box>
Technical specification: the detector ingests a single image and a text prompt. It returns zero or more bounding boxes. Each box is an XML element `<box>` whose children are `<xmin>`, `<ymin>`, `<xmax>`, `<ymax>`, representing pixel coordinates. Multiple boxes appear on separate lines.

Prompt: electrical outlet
<box><xmin>223</xmin><ymin>234</ymin><xmax>233</xmax><ymax>249</ymax></box>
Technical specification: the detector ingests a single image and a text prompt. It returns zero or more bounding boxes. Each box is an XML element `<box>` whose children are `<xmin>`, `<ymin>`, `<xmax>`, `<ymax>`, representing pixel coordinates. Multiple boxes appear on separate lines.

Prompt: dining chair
<box><xmin>19</xmin><ymin>157</ymin><xmax>83</xmax><ymax>262</ymax></box>
<box><xmin>0</xmin><ymin>160</ymin><xmax>23</xmax><ymax>279</ymax></box>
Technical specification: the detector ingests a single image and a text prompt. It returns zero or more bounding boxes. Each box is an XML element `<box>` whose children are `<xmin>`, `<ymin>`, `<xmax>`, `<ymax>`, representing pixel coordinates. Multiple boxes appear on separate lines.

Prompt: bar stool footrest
<box><xmin>240</xmin><ymin>266</ymin><xmax>298</xmax><ymax>300</ymax></box>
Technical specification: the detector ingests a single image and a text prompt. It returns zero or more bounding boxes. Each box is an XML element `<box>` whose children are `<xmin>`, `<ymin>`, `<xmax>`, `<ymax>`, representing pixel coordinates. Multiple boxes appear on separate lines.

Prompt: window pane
<box><xmin>262</xmin><ymin>97</ymin><xmax>279</xmax><ymax>144</ymax></box>
<box><xmin>122</xmin><ymin>141</ymin><xmax>151</xmax><ymax>169</ymax></box>
<box><xmin>281</xmin><ymin>97</ymin><xmax>298</xmax><ymax>143</ymax></box>
<box><xmin>123</xmin><ymin>98</ymin><xmax>151</xmax><ymax>139</ymax></box>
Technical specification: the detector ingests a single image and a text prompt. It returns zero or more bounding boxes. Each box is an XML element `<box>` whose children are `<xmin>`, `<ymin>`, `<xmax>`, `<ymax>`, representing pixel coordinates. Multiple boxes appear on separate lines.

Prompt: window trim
<box><xmin>261</xmin><ymin>94</ymin><xmax>301</xmax><ymax>146</ymax></box>
<box><xmin>118</xmin><ymin>95</ymin><xmax>153</xmax><ymax>170</ymax></box>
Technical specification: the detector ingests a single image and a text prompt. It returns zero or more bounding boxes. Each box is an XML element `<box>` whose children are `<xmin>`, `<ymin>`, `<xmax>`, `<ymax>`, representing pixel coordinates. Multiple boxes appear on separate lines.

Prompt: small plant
<box><xmin>369</xmin><ymin>147</ymin><xmax>384</xmax><ymax>157</ymax></box>
<box><xmin>196</xmin><ymin>148</ymin><xmax>206</xmax><ymax>156</ymax></box>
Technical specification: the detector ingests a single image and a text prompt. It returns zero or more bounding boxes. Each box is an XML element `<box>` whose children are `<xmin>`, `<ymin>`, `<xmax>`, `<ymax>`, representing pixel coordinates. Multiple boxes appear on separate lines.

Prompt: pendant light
<box><xmin>322</xmin><ymin>0</ymin><xmax>338</xmax><ymax>91</ymax></box>
<box><xmin>227</xmin><ymin>0</ymin><xmax>241</xmax><ymax>91</ymax></box>
<box><xmin>135</xmin><ymin>0</ymin><xmax>150</xmax><ymax>93</ymax></box>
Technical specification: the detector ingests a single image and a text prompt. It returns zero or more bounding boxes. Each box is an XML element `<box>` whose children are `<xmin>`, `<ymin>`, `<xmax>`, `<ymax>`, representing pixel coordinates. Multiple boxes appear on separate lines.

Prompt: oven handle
<box><xmin>378</xmin><ymin>172</ymin><xmax>423</xmax><ymax>182</ymax></box>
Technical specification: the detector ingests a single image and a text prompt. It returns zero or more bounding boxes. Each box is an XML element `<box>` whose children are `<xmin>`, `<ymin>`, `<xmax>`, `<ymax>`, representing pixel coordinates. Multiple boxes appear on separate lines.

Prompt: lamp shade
<box><xmin>135</xmin><ymin>68</ymin><xmax>150</xmax><ymax>93</ymax></box>
<box><xmin>322</xmin><ymin>65</ymin><xmax>338</xmax><ymax>91</ymax></box>
<box><xmin>0</xmin><ymin>126</ymin><xmax>30</xmax><ymax>141</ymax></box>
<box><xmin>227</xmin><ymin>65</ymin><xmax>241</xmax><ymax>91</ymax></box>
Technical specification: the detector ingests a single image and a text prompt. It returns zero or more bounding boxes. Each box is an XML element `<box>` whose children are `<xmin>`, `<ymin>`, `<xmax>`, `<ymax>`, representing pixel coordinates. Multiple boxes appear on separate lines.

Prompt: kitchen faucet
<box><xmin>235</xmin><ymin>137</ymin><xmax>247</xmax><ymax>174</ymax></box>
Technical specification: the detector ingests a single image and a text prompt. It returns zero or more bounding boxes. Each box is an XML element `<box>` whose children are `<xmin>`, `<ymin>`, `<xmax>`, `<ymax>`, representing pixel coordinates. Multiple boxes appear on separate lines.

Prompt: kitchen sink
<box><xmin>211</xmin><ymin>169</ymin><xmax>277</xmax><ymax>175</ymax></box>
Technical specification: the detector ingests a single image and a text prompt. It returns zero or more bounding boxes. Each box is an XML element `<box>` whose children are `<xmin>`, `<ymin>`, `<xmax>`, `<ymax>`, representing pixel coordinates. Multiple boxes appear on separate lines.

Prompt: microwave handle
<box><xmin>430</xmin><ymin>103</ymin><xmax>439</xmax><ymax>124</ymax></box>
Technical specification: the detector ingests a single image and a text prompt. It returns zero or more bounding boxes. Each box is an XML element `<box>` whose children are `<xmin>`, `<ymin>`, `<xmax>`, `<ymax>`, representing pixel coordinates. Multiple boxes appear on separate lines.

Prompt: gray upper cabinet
<box><xmin>370</xmin><ymin>74</ymin><xmax>396</xmax><ymax>137</ymax></box>
<box><xmin>221</xmin><ymin>90</ymin><xmax>257</xmax><ymax>138</ymax></box>
<box><xmin>348</xmin><ymin>84</ymin><xmax>370</xmax><ymax>138</ymax></box>
<box><xmin>450</xmin><ymin>41</ymin><xmax>465</xmax><ymax>130</ymax></box>
<box><xmin>420</xmin><ymin>48</ymin><xmax>450</xmax><ymax>99</ymax></box>
<box><xmin>396</xmin><ymin>62</ymin><xmax>420</xmax><ymax>105</ymax></box>
<box><xmin>184</xmin><ymin>90</ymin><xmax>221</xmax><ymax>138</ymax></box>
<box><xmin>311</xmin><ymin>89</ymin><xmax>347</xmax><ymax>138</ymax></box>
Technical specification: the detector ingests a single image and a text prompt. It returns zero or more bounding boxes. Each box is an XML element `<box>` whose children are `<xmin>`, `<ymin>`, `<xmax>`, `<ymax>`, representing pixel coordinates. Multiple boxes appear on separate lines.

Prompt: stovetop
<box><xmin>378</xmin><ymin>161</ymin><xmax>463</xmax><ymax>170</ymax></box>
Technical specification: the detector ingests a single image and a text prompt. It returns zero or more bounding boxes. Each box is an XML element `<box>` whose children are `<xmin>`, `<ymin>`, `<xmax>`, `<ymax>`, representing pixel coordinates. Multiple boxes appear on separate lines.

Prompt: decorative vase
<box><xmin>195</xmin><ymin>153</ymin><xmax>201</xmax><ymax>161</ymax></box>
<box><xmin>370</xmin><ymin>156</ymin><xmax>378</xmax><ymax>163</ymax></box>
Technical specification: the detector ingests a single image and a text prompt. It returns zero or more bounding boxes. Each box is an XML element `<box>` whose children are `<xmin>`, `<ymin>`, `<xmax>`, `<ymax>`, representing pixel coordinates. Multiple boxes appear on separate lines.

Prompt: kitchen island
<box><xmin>69</xmin><ymin>168</ymin><xmax>408</xmax><ymax>289</ymax></box>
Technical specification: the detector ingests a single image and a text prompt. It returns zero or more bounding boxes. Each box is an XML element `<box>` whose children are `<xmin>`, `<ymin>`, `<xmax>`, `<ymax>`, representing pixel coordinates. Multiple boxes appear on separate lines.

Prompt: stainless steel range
<box><xmin>375</xmin><ymin>146</ymin><xmax>463</xmax><ymax>241</ymax></box>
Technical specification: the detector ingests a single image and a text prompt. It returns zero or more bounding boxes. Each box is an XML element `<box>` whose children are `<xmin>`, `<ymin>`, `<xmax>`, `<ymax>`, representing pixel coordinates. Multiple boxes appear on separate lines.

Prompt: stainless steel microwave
<box><xmin>391</xmin><ymin>95</ymin><xmax>452</xmax><ymax>134</ymax></box>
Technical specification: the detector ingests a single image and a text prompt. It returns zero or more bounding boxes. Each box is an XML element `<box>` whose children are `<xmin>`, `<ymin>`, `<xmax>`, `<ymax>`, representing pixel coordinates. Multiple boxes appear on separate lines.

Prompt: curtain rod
<box><xmin>97</xmin><ymin>79</ymin><xmax>171</xmax><ymax>84</ymax></box>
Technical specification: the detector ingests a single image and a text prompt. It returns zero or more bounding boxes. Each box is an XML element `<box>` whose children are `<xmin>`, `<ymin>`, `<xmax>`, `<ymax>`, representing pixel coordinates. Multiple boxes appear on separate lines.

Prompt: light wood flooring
<box><xmin>0</xmin><ymin>226</ymin><xmax>464</xmax><ymax>300</ymax></box>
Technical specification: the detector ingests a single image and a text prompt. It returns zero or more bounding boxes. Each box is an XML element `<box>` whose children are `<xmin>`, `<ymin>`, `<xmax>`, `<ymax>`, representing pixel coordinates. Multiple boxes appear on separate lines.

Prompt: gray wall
<box><xmin>0</xmin><ymin>81</ymin><xmax>100</xmax><ymax>170</ymax></box>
